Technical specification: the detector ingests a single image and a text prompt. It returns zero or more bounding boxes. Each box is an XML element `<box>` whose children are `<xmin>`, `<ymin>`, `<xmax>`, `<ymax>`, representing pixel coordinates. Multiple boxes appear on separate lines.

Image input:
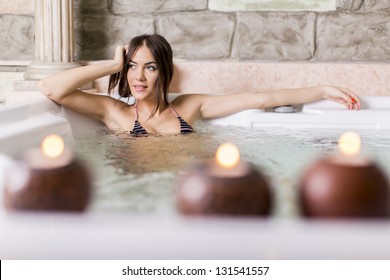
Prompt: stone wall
<box><xmin>1</xmin><ymin>0</ymin><xmax>390</xmax><ymax>62</ymax></box>
<box><xmin>0</xmin><ymin>2</ymin><xmax>34</xmax><ymax>61</ymax></box>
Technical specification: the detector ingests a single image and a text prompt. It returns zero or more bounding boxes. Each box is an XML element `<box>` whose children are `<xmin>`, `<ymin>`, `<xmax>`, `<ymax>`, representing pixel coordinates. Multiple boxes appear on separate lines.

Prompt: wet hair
<box><xmin>108</xmin><ymin>34</ymin><xmax>174</xmax><ymax>117</ymax></box>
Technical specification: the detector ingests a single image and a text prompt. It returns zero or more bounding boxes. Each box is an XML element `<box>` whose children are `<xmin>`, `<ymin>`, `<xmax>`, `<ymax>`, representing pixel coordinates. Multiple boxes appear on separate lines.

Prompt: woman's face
<box><xmin>127</xmin><ymin>44</ymin><xmax>159</xmax><ymax>102</ymax></box>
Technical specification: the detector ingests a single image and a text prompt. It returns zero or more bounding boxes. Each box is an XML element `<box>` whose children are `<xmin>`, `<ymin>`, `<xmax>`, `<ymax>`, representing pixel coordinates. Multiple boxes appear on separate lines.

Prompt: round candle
<box><xmin>299</xmin><ymin>131</ymin><xmax>390</xmax><ymax>218</ymax></box>
<box><xmin>177</xmin><ymin>143</ymin><xmax>272</xmax><ymax>216</ymax></box>
<box><xmin>3</xmin><ymin>134</ymin><xmax>91</xmax><ymax>212</ymax></box>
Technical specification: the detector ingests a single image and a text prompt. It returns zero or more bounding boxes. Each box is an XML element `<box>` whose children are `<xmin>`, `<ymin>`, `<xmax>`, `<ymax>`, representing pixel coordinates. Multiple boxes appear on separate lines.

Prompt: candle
<box><xmin>299</xmin><ymin>131</ymin><xmax>390</xmax><ymax>218</ymax></box>
<box><xmin>3</xmin><ymin>134</ymin><xmax>91</xmax><ymax>212</ymax></box>
<box><xmin>177</xmin><ymin>143</ymin><xmax>272</xmax><ymax>216</ymax></box>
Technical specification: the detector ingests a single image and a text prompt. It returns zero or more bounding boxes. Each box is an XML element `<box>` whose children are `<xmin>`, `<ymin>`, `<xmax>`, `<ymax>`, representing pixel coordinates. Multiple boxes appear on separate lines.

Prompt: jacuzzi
<box><xmin>1</xmin><ymin>95</ymin><xmax>390</xmax><ymax>260</ymax></box>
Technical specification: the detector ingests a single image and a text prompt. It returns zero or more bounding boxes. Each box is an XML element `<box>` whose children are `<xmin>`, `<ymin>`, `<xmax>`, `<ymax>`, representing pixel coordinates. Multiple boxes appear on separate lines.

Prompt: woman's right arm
<box><xmin>38</xmin><ymin>46</ymin><xmax>125</xmax><ymax>121</ymax></box>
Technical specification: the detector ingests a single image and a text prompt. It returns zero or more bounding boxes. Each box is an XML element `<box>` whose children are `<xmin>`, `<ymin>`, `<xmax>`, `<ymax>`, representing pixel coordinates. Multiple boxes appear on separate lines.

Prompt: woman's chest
<box><xmin>105</xmin><ymin>107</ymin><xmax>182</xmax><ymax>135</ymax></box>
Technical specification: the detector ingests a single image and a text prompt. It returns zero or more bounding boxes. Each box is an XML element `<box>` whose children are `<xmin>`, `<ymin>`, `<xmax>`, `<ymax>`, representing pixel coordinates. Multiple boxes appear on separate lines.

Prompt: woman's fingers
<box><xmin>337</xmin><ymin>87</ymin><xmax>361</xmax><ymax>110</ymax></box>
<box><xmin>114</xmin><ymin>45</ymin><xmax>125</xmax><ymax>60</ymax></box>
<box><xmin>326</xmin><ymin>86</ymin><xmax>360</xmax><ymax>110</ymax></box>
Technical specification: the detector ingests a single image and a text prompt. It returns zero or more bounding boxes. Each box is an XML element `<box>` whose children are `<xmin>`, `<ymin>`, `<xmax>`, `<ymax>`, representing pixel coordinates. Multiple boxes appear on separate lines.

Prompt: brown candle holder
<box><xmin>299</xmin><ymin>158</ymin><xmax>390</xmax><ymax>218</ymax></box>
<box><xmin>177</xmin><ymin>162</ymin><xmax>272</xmax><ymax>216</ymax></box>
<box><xmin>4</xmin><ymin>159</ymin><xmax>91</xmax><ymax>212</ymax></box>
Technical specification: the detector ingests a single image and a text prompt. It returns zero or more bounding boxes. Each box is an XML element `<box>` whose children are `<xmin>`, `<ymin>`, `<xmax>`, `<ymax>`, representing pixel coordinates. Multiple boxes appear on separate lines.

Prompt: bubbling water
<box><xmin>72</xmin><ymin>123</ymin><xmax>390</xmax><ymax>218</ymax></box>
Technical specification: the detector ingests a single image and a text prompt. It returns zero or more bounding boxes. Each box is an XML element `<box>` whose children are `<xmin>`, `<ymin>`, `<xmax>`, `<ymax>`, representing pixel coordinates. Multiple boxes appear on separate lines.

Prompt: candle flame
<box><xmin>215</xmin><ymin>142</ymin><xmax>240</xmax><ymax>168</ymax></box>
<box><xmin>41</xmin><ymin>134</ymin><xmax>65</xmax><ymax>158</ymax></box>
<box><xmin>338</xmin><ymin>131</ymin><xmax>361</xmax><ymax>156</ymax></box>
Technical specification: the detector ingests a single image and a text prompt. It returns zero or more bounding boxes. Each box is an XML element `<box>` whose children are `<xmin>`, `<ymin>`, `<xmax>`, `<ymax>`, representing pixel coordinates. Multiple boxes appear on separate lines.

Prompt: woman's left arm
<box><xmin>196</xmin><ymin>85</ymin><xmax>360</xmax><ymax>120</ymax></box>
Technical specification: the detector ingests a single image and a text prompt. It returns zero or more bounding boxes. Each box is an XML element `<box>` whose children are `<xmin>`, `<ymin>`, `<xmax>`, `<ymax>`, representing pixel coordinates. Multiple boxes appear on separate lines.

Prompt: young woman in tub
<box><xmin>39</xmin><ymin>34</ymin><xmax>360</xmax><ymax>136</ymax></box>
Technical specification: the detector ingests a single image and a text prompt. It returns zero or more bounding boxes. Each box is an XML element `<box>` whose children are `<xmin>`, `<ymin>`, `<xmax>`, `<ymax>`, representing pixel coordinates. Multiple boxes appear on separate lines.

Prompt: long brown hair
<box><xmin>108</xmin><ymin>34</ymin><xmax>174</xmax><ymax>117</ymax></box>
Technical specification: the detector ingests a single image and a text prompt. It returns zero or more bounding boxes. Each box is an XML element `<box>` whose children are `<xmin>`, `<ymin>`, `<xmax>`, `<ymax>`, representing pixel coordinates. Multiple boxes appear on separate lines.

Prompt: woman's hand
<box><xmin>321</xmin><ymin>86</ymin><xmax>361</xmax><ymax>110</ymax></box>
<box><xmin>113</xmin><ymin>45</ymin><xmax>128</xmax><ymax>73</ymax></box>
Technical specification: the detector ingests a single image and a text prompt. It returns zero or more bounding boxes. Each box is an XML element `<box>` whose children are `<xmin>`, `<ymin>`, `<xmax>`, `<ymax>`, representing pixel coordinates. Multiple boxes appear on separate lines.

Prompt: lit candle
<box><xmin>3</xmin><ymin>134</ymin><xmax>91</xmax><ymax>212</ymax></box>
<box><xmin>177</xmin><ymin>142</ymin><xmax>272</xmax><ymax>216</ymax></box>
<box><xmin>299</xmin><ymin>131</ymin><xmax>390</xmax><ymax>218</ymax></box>
<box><xmin>23</xmin><ymin>134</ymin><xmax>73</xmax><ymax>169</ymax></box>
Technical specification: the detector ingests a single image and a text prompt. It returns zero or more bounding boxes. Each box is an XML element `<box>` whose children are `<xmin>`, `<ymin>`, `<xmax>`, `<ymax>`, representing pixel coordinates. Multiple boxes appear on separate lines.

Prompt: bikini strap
<box><xmin>134</xmin><ymin>103</ymin><xmax>139</xmax><ymax>121</ymax></box>
<box><xmin>169</xmin><ymin>106</ymin><xmax>179</xmax><ymax>117</ymax></box>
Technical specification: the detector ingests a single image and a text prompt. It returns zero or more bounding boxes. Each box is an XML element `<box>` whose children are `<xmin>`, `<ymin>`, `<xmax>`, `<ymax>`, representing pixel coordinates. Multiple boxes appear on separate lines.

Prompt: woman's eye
<box><xmin>146</xmin><ymin>66</ymin><xmax>157</xmax><ymax>71</ymax></box>
<box><xmin>128</xmin><ymin>64</ymin><xmax>136</xmax><ymax>69</ymax></box>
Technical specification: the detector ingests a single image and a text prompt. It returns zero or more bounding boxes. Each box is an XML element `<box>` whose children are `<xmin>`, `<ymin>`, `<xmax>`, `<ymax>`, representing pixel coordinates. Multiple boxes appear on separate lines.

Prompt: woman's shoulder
<box><xmin>169</xmin><ymin>93</ymin><xmax>208</xmax><ymax>122</ymax></box>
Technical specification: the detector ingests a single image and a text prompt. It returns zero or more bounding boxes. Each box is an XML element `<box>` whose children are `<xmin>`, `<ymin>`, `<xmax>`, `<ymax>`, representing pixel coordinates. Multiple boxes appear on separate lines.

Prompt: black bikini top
<box><xmin>130</xmin><ymin>105</ymin><xmax>194</xmax><ymax>136</ymax></box>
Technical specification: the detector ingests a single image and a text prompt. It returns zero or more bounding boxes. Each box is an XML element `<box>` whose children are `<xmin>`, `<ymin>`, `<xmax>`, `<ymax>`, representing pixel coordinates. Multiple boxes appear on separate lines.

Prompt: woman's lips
<box><xmin>133</xmin><ymin>85</ymin><xmax>147</xmax><ymax>92</ymax></box>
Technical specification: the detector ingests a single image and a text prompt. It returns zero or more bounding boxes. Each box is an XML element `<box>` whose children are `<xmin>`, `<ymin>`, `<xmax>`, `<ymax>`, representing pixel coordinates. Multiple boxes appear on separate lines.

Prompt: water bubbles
<box><xmin>74</xmin><ymin>125</ymin><xmax>390</xmax><ymax>217</ymax></box>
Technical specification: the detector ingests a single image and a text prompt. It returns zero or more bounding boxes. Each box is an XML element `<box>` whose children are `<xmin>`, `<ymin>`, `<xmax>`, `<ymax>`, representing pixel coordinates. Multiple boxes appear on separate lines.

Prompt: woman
<box><xmin>39</xmin><ymin>34</ymin><xmax>360</xmax><ymax>136</ymax></box>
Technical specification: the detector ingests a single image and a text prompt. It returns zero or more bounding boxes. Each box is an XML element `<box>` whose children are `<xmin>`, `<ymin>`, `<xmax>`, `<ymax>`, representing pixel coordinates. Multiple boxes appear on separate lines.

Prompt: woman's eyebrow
<box><xmin>129</xmin><ymin>60</ymin><xmax>157</xmax><ymax>65</ymax></box>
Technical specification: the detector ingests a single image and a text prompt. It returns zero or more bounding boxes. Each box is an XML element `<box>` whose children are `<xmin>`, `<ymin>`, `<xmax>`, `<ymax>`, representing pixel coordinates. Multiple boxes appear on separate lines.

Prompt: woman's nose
<box><xmin>135</xmin><ymin>68</ymin><xmax>146</xmax><ymax>81</ymax></box>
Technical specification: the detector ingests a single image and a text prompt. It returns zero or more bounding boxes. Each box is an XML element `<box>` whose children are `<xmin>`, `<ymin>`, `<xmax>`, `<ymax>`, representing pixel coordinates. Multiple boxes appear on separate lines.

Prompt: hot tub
<box><xmin>1</xmin><ymin>96</ymin><xmax>390</xmax><ymax>259</ymax></box>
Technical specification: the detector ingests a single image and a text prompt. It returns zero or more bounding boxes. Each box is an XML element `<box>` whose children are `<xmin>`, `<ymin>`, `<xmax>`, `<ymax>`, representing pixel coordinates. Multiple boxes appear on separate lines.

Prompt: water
<box><xmin>72</xmin><ymin>123</ymin><xmax>390</xmax><ymax>218</ymax></box>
